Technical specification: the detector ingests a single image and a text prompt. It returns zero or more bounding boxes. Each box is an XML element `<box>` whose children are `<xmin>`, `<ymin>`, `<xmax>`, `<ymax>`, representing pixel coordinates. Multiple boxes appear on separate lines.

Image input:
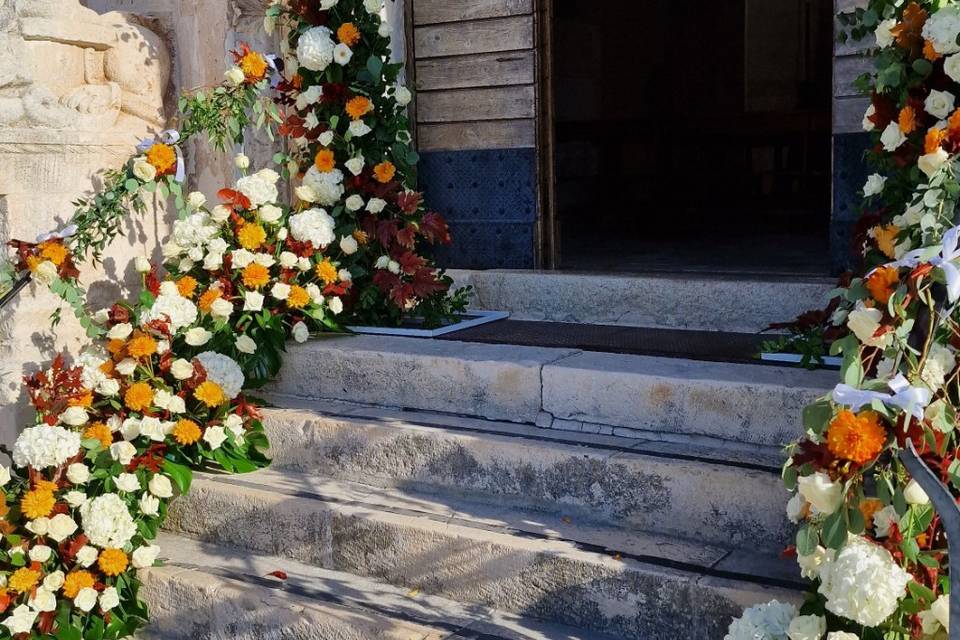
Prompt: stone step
<box><xmin>271</xmin><ymin>335</ymin><xmax>835</xmax><ymax>447</ymax></box>
<box><xmin>448</xmin><ymin>269</ymin><xmax>834</xmax><ymax>332</ymax></box>
<box><xmin>142</xmin><ymin>533</ymin><xmax>610</xmax><ymax>640</ymax></box>
<box><xmin>260</xmin><ymin>400</ymin><xmax>792</xmax><ymax>551</ymax></box>
<box><xmin>164</xmin><ymin>470</ymin><xmax>802</xmax><ymax>640</ymax></box>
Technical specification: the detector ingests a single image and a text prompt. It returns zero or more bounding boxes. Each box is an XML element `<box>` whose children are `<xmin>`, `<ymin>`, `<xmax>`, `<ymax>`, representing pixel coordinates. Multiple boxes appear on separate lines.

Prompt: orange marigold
<box><xmin>873</xmin><ymin>224</ymin><xmax>900</xmax><ymax>260</ymax></box>
<box><xmin>198</xmin><ymin>288</ymin><xmax>222</xmax><ymax>312</ymax></box>
<box><xmin>242</xmin><ymin>263</ymin><xmax>271</xmax><ymax>289</ymax></box>
<box><xmin>39</xmin><ymin>241</ymin><xmax>69</xmax><ymax>266</ymax></box>
<box><xmin>124</xmin><ymin>382</ymin><xmax>154</xmax><ymax>412</ymax></box>
<box><xmin>859</xmin><ymin>498</ymin><xmax>884</xmax><ymax>529</ymax></box>
<box><xmin>240</xmin><ymin>50</ymin><xmax>268</xmax><ymax>81</ymax></box>
<box><xmin>177</xmin><ymin>276</ymin><xmax>199</xmax><ymax>298</ymax></box>
<box><xmin>352</xmin><ymin>229</ymin><xmax>369</xmax><ymax>245</ymax></box>
<box><xmin>68</xmin><ymin>391</ymin><xmax>93</xmax><ymax>408</ymax></box>
<box><xmin>238</xmin><ymin>222</ymin><xmax>267</xmax><ymax>251</ymax></box>
<box><xmin>924</xmin><ymin>39</ymin><xmax>942</xmax><ymax>61</ymax></box>
<box><xmin>899</xmin><ymin>105</ymin><xmax>917</xmax><ymax>135</ymax></box>
<box><xmin>62</xmin><ymin>570</ymin><xmax>96</xmax><ymax>599</ymax></box>
<box><xmin>145</xmin><ymin>143</ymin><xmax>177</xmax><ymax>175</ymax></box>
<box><xmin>337</xmin><ymin>22</ymin><xmax>361</xmax><ymax>46</ymax></box>
<box><xmin>98</xmin><ymin>548</ymin><xmax>129</xmax><ymax>577</ymax></box>
<box><xmin>172</xmin><ymin>419</ymin><xmax>202</xmax><ymax>445</ymax></box>
<box><xmin>286</xmin><ymin>285</ymin><xmax>311</xmax><ymax>309</ymax></box>
<box><xmin>21</xmin><ymin>489</ymin><xmax>55</xmax><ymax>520</ymax></box>
<box><xmin>316</xmin><ymin>259</ymin><xmax>338</xmax><ymax>285</ymax></box>
<box><xmin>107</xmin><ymin>338</ymin><xmax>125</xmax><ymax>356</ymax></box>
<box><xmin>826</xmin><ymin>410</ymin><xmax>887</xmax><ymax>465</ymax></box>
<box><xmin>925</xmin><ymin>127</ymin><xmax>947</xmax><ymax>154</ymax></box>
<box><xmin>83</xmin><ymin>422</ymin><xmax>113</xmax><ymax>448</ymax></box>
<box><xmin>373</xmin><ymin>161</ymin><xmax>396</xmax><ymax>184</ymax></box>
<box><xmin>194</xmin><ymin>381</ymin><xmax>225</xmax><ymax>408</ymax></box>
<box><xmin>34</xmin><ymin>480</ymin><xmax>58</xmax><ymax>494</ymax></box>
<box><xmin>127</xmin><ymin>333</ymin><xmax>158</xmax><ymax>359</ymax></box>
<box><xmin>314</xmin><ymin>148</ymin><xmax>336</xmax><ymax>173</ymax></box>
<box><xmin>949</xmin><ymin>109</ymin><xmax>960</xmax><ymax>137</ymax></box>
<box><xmin>345</xmin><ymin>96</ymin><xmax>373</xmax><ymax>121</ymax></box>
<box><xmin>8</xmin><ymin>568</ymin><xmax>40</xmax><ymax>594</ymax></box>
<box><xmin>866</xmin><ymin>266</ymin><xmax>900</xmax><ymax>305</ymax></box>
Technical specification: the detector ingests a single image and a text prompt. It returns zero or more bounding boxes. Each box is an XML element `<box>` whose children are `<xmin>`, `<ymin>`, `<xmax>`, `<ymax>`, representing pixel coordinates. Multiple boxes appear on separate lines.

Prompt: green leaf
<box><xmin>796</xmin><ymin>525</ymin><xmax>819</xmax><ymax>556</ymax></box>
<box><xmin>822</xmin><ymin>510</ymin><xmax>848</xmax><ymax>549</ymax></box>
<box><xmin>913</xmin><ymin>58</ymin><xmax>933</xmax><ymax>77</ymax></box>
<box><xmin>367</xmin><ymin>55</ymin><xmax>384</xmax><ymax>79</ymax></box>
<box><xmin>802</xmin><ymin>400</ymin><xmax>834</xmax><ymax>437</ymax></box>
<box><xmin>161</xmin><ymin>459</ymin><xmax>192</xmax><ymax>494</ymax></box>
<box><xmin>899</xmin><ymin>504</ymin><xmax>934</xmax><ymax>538</ymax></box>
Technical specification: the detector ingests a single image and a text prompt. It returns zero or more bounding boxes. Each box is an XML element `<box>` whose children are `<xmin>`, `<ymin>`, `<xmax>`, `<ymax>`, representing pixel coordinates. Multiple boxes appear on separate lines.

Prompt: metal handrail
<box><xmin>0</xmin><ymin>273</ymin><xmax>31</xmax><ymax>312</ymax></box>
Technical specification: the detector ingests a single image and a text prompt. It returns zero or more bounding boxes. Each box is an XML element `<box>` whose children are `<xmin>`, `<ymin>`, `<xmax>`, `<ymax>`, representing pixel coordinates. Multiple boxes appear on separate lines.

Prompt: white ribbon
<box><xmin>137</xmin><ymin>130</ymin><xmax>185</xmax><ymax>183</ymax></box>
<box><xmin>831</xmin><ymin>374</ymin><xmax>931</xmax><ymax>420</ymax></box>
<box><xmin>35</xmin><ymin>224</ymin><xmax>78</xmax><ymax>244</ymax></box>
<box><xmin>883</xmin><ymin>225</ymin><xmax>960</xmax><ymax>302</ymax></box>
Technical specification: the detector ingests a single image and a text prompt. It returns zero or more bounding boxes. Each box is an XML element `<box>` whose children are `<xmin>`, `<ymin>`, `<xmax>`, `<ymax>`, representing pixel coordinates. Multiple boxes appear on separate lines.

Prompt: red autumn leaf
<box><xmin>396</xmin><ymin>191</ymin><xmax>422</xmax><ymax>215</ymax></box>
<box><xmin>145</xmin><ymin>268</ymin><xmax>161</xmax><ymax>297</ymax></box>
<box><xmin>389</xmin><ymin>282</ymin><xmax>415</xmax><ymax>308</ymax></box>
<box><xmin>396</xmin><ymin>225</ymin><xmax>416</xmax><ymax>249</ymax></box>
<box><xmin>372</xmin><ymin>270</ymin><xmax>401</xmax><ymax>295</ymax></box>
<box><xmin>420</xmin><ymin>212</ymin><xmax>452</xmax><ymax>245</ymax></box>
<box><xmin>218</xmin><ymin>189</ymin><xmax>252</xmax><ymax>212</ymax></box>
<box><xmin>396</xmin><ymin>251</ymin><xmax>425</xmax><ymax>275</ymax></box>
<box><xmin>411</xmin><ymin>268</ymin><xmax>449</xmax><ymax>299</ymax></box>
<box><xmin>376</xmin><ymin>220</ymin><xmax>400</xmax><ymax>249</ymax></box>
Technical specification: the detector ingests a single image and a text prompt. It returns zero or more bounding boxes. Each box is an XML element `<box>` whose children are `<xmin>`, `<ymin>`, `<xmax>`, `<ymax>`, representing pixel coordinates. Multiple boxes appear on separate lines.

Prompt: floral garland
<box><xmin>725</xmin><ymin>2</ymin><xmax>960</xmax><ymax>639</ymax></box>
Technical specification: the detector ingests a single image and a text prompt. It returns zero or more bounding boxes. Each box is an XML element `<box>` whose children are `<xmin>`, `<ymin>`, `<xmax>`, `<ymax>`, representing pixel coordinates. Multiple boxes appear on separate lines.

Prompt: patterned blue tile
<box><xmin>831</xmin><ymin>132</ymin><xmax>871</xmax><ymax>273</ymax></box>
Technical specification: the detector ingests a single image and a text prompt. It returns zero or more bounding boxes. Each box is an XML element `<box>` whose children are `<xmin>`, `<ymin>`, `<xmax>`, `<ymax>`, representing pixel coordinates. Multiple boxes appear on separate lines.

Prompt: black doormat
<box><xmin>437</xmin><ymin>319</ymin><xmax>769</xmax><ymax>365</ymax></box>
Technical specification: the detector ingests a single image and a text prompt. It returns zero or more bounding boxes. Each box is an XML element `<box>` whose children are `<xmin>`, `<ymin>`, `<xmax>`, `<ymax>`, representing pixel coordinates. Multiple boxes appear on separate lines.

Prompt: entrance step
<box><xmin>270</xmin><ymin>335</ymin><xmax>835</xmax><ymax>447</ymax></box>
<box><xmin>259</xmin><ymin>401</ymin><xmax>792</xmax><ymax>551</ymax></box>
<box><xmin>448</xmin><ymin>269</ymin><xmax>834</xmax><ymax>333</ymax></box>
<box><xmin>163</xmin><ymin>471</ymin><xmax>802</xmax><ymax>640</ymax></box>
<box><xmin>142</xmin><ymin>533</ymin><xmax>610</xmax><ymax>639</ymax></box>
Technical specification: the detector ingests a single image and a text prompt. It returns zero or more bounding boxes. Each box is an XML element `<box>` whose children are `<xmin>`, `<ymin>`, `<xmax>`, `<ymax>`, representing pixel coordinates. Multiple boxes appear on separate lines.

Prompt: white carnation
<box><xmin>297</xmin><ymin>26</ymin><xmax>336</xmax><ymax>72</ymax></box>
<box><xmin>196</xmin><ymin>352</ymin><xmax>244</xmax><ymax>399</ymax></box>
<box><xmin>724</xmin><ymin>600</ymin><xmax>798</xmax><ymax>640</ymax></box>
<box><xmin>12</xmin><ymin>426</ymin><xmax>81</xmax><ymax>470</ymax></box>
<box><xmin>289</xmin><ymin>207</ymin><xmax>336</xmax><ymax>248</ymax></box>
<box><xmin>80</xmin><ymin>493</ymin><xmax>137</xmax><ymax>548</ymax></box>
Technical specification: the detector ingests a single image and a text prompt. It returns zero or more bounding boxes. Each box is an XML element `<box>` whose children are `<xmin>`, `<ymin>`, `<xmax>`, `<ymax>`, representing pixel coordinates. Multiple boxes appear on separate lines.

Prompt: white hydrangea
<box><xmin>80</xmin><ymin>493</ymin><xmax>137</xmax><ymax>549</ymax></box>
<box><xmin>817</xmin><ymin>535</ymin><xmax>911</xmax><ymax>626</ymax></box>
<box><xmin>164</xmin><ymin>212</ymin><xmax>219</xmax><ymax>258</ymax></box>
<box><xmin>196</xmin><ymin>352</ymin><xmax>244</xmax><ymax>399</ymax></box>
<box><xmin>923</xmin><ymin>6</ymin><xmax>960</xmax><ymax>55</ymax></box>
<box><xmin>302</xmin><ymin>166</ymin><xmax>345</xmax><ymax>206</ymax></box>
<box><xmin>236</xmin><ymin>169</ymin><xmax>280</xmax><ymax>208</ymax></box>
<box><xmin>141</xmin><ymin>293</ymin><xmax>199</xmax><ymax>332</ymax></box>
<box><xmin>12</xmin><ymin>426</ymin><xmax>81</xmax><ymax>470</ymax></box>
<box><xmin>296</xmin><ymin>26</ymin><xmax>336</xmax><ymax>72</ymax></box>
<box><xmin>724</xmin><ymin>600</ymin><xmax>798</xmax><ymax>640</ymax></box>
<box><xmin>288</xmin><ymin>207</ymin><xmax>336</xmax><ymax>248</ymax></box>
<box><xmin>920</xmin><ymin>342</ymin><xmax>956</xmax><ymax>391</ymax></box>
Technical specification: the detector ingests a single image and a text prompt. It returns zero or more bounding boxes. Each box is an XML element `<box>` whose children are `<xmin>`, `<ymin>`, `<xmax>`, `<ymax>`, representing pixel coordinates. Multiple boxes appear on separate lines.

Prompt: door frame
<box><xmin>535</xmin><ymin>0</ymin><xmax>558</xmax><ymax>269</ymax></box>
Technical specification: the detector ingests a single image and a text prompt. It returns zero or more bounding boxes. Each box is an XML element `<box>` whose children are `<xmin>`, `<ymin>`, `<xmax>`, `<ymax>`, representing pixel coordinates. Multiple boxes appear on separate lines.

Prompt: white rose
<box><xmin>387</xmin><ymin>260</ymin><xmax>400</xmax><ymax>274</ymax></box>
<box><xmin>107</xmin><ymin>323</ymin><xmax>133</xmax><ymax>340</ymax></box>
<box><xmin>234</xmin><ymin>153</ymin><xmax>250</xmax><ymax>170</ymax></box>
<box><xmin>139</xmin><ymin>492</ymin><xmax>160</xmax><ymax>517</ymax></box>
<box><xmin>210</xmin><ymin>297</ymin><xmax>234</xmax><ymax>321</ymax></box>
<box><xmin>797</xmin><ymin>471</ymin><xmax>843</xmax><ymax>515</ymax></box>
<box><xmin>378</xmin><ymin>21</ymin><xmax>390</xmax><ymax>37</ymax></box>
<box><xmin>29</xmin><ymin>545</ymin><xmax>52</xmax><ymax>563</ymax></box>
<box><xmin>787</xmin><ymin>614</ymin><xmax>825</xmax><ymax>640</ymax></box>
<box><xmin>148</xmin><ymin>474</ymin><xmax>174</xmax><ymax>499</ymax></box>
<box><xmin>395</xmin><ymin>85</ymin><xmax>412</xmax><ymax>106</ymax></box>
<box><xmin>203</xmin><ymin>425</ymin><xmax>228</xmax><ymax>450</ymax></box>
<box><xmin>236</xmin><ymin>334</ymin><xmax>257</xmax><ymax>354</ymax></box>
<box><xmin>46</xmin><ymin>514</ymin><xmax>77</xmax><ymax>543</ymax></box>
<box><xmin>292</xmin><ymin>321</ymin><xmax>310</xmax><ymax>343</ymax></box>
<box><xmin>60</xmin><ymin>406</ymin><xmax>88</xmax><ymax>427</ymax></box>
<box><xmin>65</xmin><ymin>491</ymin><xmax>86</xmax><ymax>508</ymax></box>
<box><xmin>43</xmin><ymin>571</ymin><xmax>64</xmax><ymax>591</ymax></box>
<box><xmin>297</xmin><ymin>86</ymin><xmax>324</xmax><ymax>111</ymax></box>
<box><xmin>93</xmin><ymin>308</ymin><xmax>111</xmax><ymax>324</ymax></box>
<box><xmin>847</xmin><ymin>304</ymin><xmax>891</xmax><ymax>348</ymax></box>
<box><xmin>947</xmin><ymin>53</ymin><xmax>960</xmax><ymax>84</ymax></box>
<box><xmin>279</xmin><ymin>251</ymin><xmax>298</xmax><ymax>268</ymax></box>
<box><xmin>2</xmin><ymin>605</ymin><xmax>37</xmax><ymax>635</ymax></box>
<box><xmin>203</xmin><ymin>251</ymin><xmax>223</xmax><ymax>271</ymax></box>
<box><xmin>306</xmin><ymin>284</ymin><xmax>323</xmax><ymax>304</ymax></box>
<box><xmin>349</xmin><ymin>120</ymin><xmax>372</xmax><ymax>137</ymax></box>
<box><xmin>132</xmin><ymin>157</ymin><xmax>157</xmax><ymax>182</ymax></box>
<box><xmin>185</xmin><ymin>327</ymin><xmax>212</xmax><ymax>346</ymax></box>
<box><xmin>76</xmin><ymin>546</ymin><xmax>98</xmax><ymax>568</ymax></box>
<box><xmin>115</xmin><ymin>358</ymin><xmax>138</xmax><ymax>377</ymax></box>
<box><xmin>225</xmin><ymin>66</ymin><xmax>245</xmax><ymax>86</ymax></box>
<box><xmin>880</xmin><ymin>122</ymin><xmax>906</xmax><ymax>152</ymax></box>
<box><xmin>340</xmin><ymin>235</ymin><xmax>359</xmax><ymax>255</ymax></box>
<box><xmin>134</xmin><ymin>256</ymin><xmax>151</xmax><ymax>273</ymax></box>
<box><xmin>25</xmin><ymin>518</ymin><xmax>48</xmax><ymax>536</ymax></box>
<box><xmin>329</xmin><ymin>297</ymin><xmax>343</xmax><ymax>315</ymax></box>
<box><xmin>97</xmin><ymin>378</ymin><xmax>120</xmax><ymax>397</ymax></box>
<box><xmin>170</xmin><ymin>358</ymin><xmax>194</xmax><ymax>380</ymax></box>
<box><xmin>345</xmin><ymin>156</ymin><xmax>364</xmax><ymax>176</ymax></box>
<box><xmin>874</xmin><ymin>18</ymin><xmax>897</xmax><ymax>48</ymax></box>
<box><xmin>244</xmin><ymin>291</ymin><xmax>264</xmax><ymax>311</ymax></box>
<box><xmin>187</xmin><ymin>191</ymin><xmax>207</xmax><ymax>210</ymax></box>
<box><xmin>271</xmin><ymin>282</ymin><xmax>291</xmax><ymax>300</ymax></box>
<box><xmin>120</xmin><ymin>417</ymin><xmax>140</xmax><ymax>441</ymax></box>
<box><xmin>333</xmin><ymin>43</ymin><xmax>353</xmax><ymax>65</ymax></box>
<box><xmin>109</xmin><ymin>441</ymin><xmax>137</xmax><ymax>465</ymax></box>
<box><xmin>211</xmin><ymin>204</ymin><xmax>232</xmax><ymax>223</ymax></box>
<box><xmin>926</xmin><ymin>89</ymin><xmax>956</xmax><ymax>119</ymax></box>
<box><xmin>920</xmin><ymin>148</ymin><xmax>950</xmax><ymax>178</ymax></box>
<box><xmin>75</xmin><ymin>587</ymin><xmax>98</xmax><ymax>612</ymax></box>
<box><xmin>259</xmin><ymin>204</ymin><xmax>283</xmax><ymax>225</ymax></box>
<box><xmin>31</xmin><ymin>587</ymin><xmax>56</xmax><ymax>613</ymax></box>
<box><xmin>904</xmin><ymin>478</ymin><xmax>930</xmax><ymax>505</ymax></box>
<box><xmin>338</xmin><ymin>269</ymin><xmax>352</xmax><ymax>282</ymax></box>
<box><xmin>366</xmin><ymin>198</ymin><xmax>387</xmax><ymax>214</ymax></box>
<box><xmin>862</xmin><ymin>104</ymin><xmax>876</xmax><ymax>132</ymax></box>
<box><xmin>297</xmin><ymin>257</ymin><xmax>311</xmax><ymax>271</ymax></box>
<box><xmin>863</xmin><ymin>174</ymin><xmax>886</xmax><ymax>197</ymax></box>
<box><xmin>99</xmin><ymin>587</ymin><xmax>120</xmax><ymax>611</ymax></box>
<box><xmin>0</xmin><ymin>465</ymin><xmax>9</xmax><ymax>487</ymax></box>
<box><xmin>116</xmin><ymin>473</ymin><xmax>140</xmax><ymax>493</ymax></box>
<box><xmin>296</xmin><ymin>185</ymin><xmax>319</xmax><ymax>203</ymax></box>
<box><xmin>66</xmin><ymin>463</ymin><xmax>90</xmax><ymax>485</ymax></box>
<box><xmin>132</xmin><ymin>544</ymin><xmax>160</xmax><ymax>569</ymax></box>
<box><xmin>345</xmin><ymin>194</ymin><xmax>364</xmax><ymax>211</ymax></box>
<box><xmin>224</xmin><ymin>414</ymin><xmax>245</xmax><ymax>437</ymax></box>
<box><xmin>364</xmin><ymin>0</ymin><xmax>382</xmax><ymax>13</ymax></box>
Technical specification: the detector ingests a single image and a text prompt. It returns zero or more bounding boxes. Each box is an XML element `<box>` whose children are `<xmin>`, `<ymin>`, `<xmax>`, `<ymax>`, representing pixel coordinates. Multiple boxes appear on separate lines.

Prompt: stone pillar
<box><xmin>0</xmin><ymin>2</ymin><xmax>172</xmax><ymax>443</ymax></box>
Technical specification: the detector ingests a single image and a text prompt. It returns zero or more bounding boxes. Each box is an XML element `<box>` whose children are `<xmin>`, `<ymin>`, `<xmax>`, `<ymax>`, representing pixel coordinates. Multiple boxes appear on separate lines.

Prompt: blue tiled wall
<box><xmin>831</xmin><ymin>132</ymin><xmax>871</xmax><ymax>274</ymax></box>
<box><xmin>418</xmin><ymin>148</ymin><xmax>537</xmax><ymax>269</ymax></box>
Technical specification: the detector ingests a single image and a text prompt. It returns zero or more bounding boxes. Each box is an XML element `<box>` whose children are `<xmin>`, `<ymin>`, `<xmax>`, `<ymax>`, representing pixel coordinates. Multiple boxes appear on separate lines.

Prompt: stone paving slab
<box><xmin>164</xmin><ymin>471</ymin><xmax>801</xmax><ymax>640</ymax></box>
<box><xmin>449</xmin><ymin>269</ymin><xmax>834</xmax><ymax>333</ymax></box>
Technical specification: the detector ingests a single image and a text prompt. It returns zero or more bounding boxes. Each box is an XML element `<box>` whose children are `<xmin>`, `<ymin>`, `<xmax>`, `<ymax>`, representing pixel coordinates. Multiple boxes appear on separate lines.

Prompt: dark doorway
<box><xmin>548</xmin><ymin>1</ymin><xmax>834</xmax><ymax>276</ymax></box>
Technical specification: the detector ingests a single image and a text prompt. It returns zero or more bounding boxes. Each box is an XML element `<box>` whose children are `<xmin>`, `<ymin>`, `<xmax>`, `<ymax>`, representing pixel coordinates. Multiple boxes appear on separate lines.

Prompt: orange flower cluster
<box><xmin>826</xmin><ymin>410</ymin><xmax>887</xmax><ymax>465</ymax></box>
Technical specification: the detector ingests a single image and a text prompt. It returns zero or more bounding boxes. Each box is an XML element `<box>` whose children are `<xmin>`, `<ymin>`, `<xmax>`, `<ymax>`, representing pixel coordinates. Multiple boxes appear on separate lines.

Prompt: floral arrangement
<box><xmin>266</xmin><ymin>0</ymin><xmax>469</xmax><ymax>327</ymax></box>
<box><xmin>726</xmin><ymin>2</ymin><xmax>960</xmax><ymax>639</ymax></box>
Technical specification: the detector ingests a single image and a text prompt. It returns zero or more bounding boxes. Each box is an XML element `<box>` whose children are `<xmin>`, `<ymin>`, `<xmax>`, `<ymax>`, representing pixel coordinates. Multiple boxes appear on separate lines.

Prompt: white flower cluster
<box><xmin>297</xmin><ymin>26</ymin><xmax>336</xmax><ymax>72</ymax></box>
<box><xmin>236</xmin><ymin>168</ymin><xmax>281</xmax><ymax>208</ymax></box>
<box><xmin>79</xmin><ymin>493</ymin><xmax>138</xmax><ymax>548</ymax></box>
<box><xmin>923</xmin><ymin>6</ymin><xmax>960</xmax><ymax>55</ymax></box>
<box><xmin>163</xmin><ymin>212</ymin><xmax>220</xmax><ymax>262</ymax></box>
<box><xmin>723</xmin><ymin>600</ymin><xmax>797</xmax><ymax>640</ymax></box>
<box><xmin>12</xmin><ymin>426</ymin><xmax>81</xmax><ymax>470</ymax></box>
<box><xmin>196</xmin><ymin>351</ymin><xmax>245</xmax><ymax>399</ymax></box>
<box><xmin>289</xmin><ymin>207</ymin><xmax>336</xmax><ymax>248</ymax></box>
<box><xmin>142</xmin><ymin>290</ymin><xmax>199</xmax><ymax>332</ymax></box>
<box><xmin>817</xmin><ymin>535</ymin><xmax>911</xmax><ymax>627</ymax></box>
<box><xmin>302</xmin><ymin>166</ymin><xmax>345</xmax><ymax>206</ymax></box>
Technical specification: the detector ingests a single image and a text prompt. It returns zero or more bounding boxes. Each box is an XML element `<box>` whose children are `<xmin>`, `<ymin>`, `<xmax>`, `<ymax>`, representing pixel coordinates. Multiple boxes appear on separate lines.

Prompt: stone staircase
<box><xmin>141</xmin><ymin>271</ymin><xmax>836</xmax><ymax>640</ymax></box>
